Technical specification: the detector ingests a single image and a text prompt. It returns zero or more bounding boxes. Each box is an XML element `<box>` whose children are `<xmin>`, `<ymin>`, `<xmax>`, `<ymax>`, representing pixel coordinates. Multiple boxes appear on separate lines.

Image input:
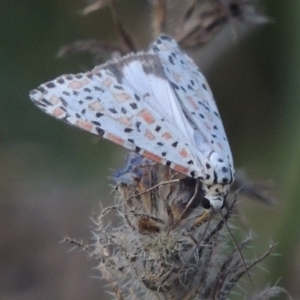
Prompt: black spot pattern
<box><xmin>41</xmin><ymin>99</ymin><xmax>52</xmax><ymax>106</ymax></box>
<box><xmin>94</xmin><ymin>86</ymin><xmax>104</xmax><ymax>92</ymax></box>
<box><xmin>57</xmin><ymin>78</ymin><xmax>65</xmax><ymax>84</ymax></box>
<box><xmin>169</xmin><ymin>56</ymin><xmax>174</xmax><ymax>65</ymax></box>
<box><xmin>214</xmin><ymin>111</ymin><xmax>220</xmax><ymax>118</ymax></box>
<box><xmin>222</xmin><ymin>167</ymin><xmax>228</xmax><ymax>173</ymax></box>
<box><xmin>96</xmin><ymin>128</ymin><xmax>105</xmax><ymax>136</ymax></box>
<box><xmin>59</xmin><ymin>97</ymin><xmax>68</xmax><ymax>107</ymax></box>
<box><xmin>135</xmin><ymin>146</ymin><xmax>141</xmax><ymax>153</ymax></box>
<box><xmin>213</xmin><ymin>171</ymin><xmax>218</xmax><ymax>184</ymax></box>
<box><xmin>37</xmin><ymin>87</ymin><xmax>46</xmax><ymax>94</ymax></box>
<box><xmin>198</xmin><ymin>101</ymin><xmax>209</xmax><ymax>111</ymax></box>
<box><xmin>135</xmin><ymin>121</ymin><xmax>141</xmax><ymax>130</ymax></box>
<box><xmin>128</xmin><ymin>138</ymin><xmax>135</xmax><ymax>144</ymax></box>
<box><xmin>92</xmin><ymin>121</ymin><xmax>101</xmax><ymax>126</ymax></box>
<box><xmin>46</xmin><ymin>82</ymin><xmax>55</xmax><ymax>89</ymax></box>
<box><xmin>170</xmin><ymin>82</ymin><xmax>179</xmax><ymax>90</ymax></box>
<box><xmin>109</xmin><ymin>108</ymin><xmax>118</xmax><ymax>114</ymax></box>
<box><xmin>130</xmin><ymin>103</ymin><xmax>138</xmax><ymax>109</ymax></box>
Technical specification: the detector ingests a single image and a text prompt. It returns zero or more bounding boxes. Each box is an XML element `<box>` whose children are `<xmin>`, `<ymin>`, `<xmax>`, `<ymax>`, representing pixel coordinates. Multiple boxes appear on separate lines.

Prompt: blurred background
<box><xmin>0</xmin><ymin>0</ymin><xmax>299</xmax><ymax>299</ymax></box>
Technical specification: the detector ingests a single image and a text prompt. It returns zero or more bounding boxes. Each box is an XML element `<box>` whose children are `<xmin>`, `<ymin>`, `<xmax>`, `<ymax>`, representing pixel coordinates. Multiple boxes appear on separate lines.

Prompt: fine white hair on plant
<box><xmin>69</xmin><ymin>152</ymin><xmax>284</xmax><ymax>300</ymax></box>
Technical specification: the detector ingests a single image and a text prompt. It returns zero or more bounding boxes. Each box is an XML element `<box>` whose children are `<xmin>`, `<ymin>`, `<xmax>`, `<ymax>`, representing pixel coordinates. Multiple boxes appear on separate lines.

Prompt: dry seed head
<box><xmin>88</xmin><ymin>153</ymin><xmax>279</xmax><ymax>299</ymax></box>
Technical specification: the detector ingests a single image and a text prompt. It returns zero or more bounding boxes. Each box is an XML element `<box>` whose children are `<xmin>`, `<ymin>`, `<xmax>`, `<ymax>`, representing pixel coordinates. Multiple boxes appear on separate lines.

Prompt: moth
<box><xmin>30</xmin><ymin>34</ymin><xmax>234</xmax><ymax>209</ymax></box>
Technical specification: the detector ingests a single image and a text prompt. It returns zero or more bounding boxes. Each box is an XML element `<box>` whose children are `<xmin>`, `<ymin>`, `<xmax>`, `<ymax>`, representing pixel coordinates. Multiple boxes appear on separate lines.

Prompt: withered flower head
<box><xmin>87</xmin><ymin>153</ymin><xmax>280</xmax><ymax>299</ymax></box>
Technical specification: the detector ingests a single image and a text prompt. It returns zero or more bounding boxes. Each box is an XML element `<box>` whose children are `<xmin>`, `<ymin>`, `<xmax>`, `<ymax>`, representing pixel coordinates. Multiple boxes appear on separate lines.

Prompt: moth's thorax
<box><xmin>201</xmin><ymin>152</ymin><xmax>234</xmax><ymax>186</ymax></box>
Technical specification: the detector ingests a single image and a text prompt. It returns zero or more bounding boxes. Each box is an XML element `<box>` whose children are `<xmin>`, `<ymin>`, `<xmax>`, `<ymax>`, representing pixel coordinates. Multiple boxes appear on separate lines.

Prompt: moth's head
<box><xmin>201</xmin><ymin>194</ymin><xmax>224</xmax><ymax>210</ymax></box>
<box><xmin>202</xmin><ymin>183</ymin><xmax>230</xmax><ymax>210</ymax></box>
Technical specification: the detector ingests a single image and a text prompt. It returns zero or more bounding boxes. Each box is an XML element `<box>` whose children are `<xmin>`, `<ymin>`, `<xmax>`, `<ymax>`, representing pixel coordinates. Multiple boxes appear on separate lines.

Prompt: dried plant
<box><xmin>65</xmin><ymin>153</ymin><xmax>287</xmax><ymax>299</ymax></box>
<box><xmin>165</xmin><ymin>0</ymin><xmax>270</xmax><ymax>47</ymax></box>
<box><xmin>60</xmin><ymin>0</ymin><xmax>268</xmax><ymax>62</ymax></box>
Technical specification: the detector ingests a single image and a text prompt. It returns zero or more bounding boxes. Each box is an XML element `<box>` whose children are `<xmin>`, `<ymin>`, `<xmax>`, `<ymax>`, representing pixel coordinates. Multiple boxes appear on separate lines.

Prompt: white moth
<box><xmin>30</xmin><ymin>34</ymin><xmax>234</xmax><ymax>209</ymax></box>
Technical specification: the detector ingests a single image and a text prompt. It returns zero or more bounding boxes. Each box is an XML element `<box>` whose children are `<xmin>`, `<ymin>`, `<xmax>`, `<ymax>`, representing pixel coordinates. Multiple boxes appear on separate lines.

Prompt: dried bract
<box><xmin>87</xmin><ymin>153</ymin><xmax>279</xmax><ymax>299</ymax></box>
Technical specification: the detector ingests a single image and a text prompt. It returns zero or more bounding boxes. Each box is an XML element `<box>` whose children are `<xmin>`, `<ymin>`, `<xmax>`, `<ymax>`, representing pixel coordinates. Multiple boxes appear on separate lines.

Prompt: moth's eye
<box><xmin>202</xmin><ymin>197</ymin><xmax>211</xmax><ymax>209</ymax></box>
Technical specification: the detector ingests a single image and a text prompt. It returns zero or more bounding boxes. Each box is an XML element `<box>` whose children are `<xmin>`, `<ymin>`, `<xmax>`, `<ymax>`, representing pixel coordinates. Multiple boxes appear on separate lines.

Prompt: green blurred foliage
<box><xmin>0</xmin><ymin>0</ymin><xmax>299</xmax><ymax>299</ymax></box>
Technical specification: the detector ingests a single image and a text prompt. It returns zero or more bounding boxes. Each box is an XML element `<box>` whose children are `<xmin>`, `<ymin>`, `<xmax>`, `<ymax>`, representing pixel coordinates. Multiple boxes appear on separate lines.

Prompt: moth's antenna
<box><xmin>219</xmin><ymin>207</ymin><xmax>254</xmax><ymax>287</ymax></box>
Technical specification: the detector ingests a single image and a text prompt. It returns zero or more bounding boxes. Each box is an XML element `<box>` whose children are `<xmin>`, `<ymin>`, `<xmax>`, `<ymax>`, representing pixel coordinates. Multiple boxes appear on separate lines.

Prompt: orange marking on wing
<box><xmin>102</xmin><ymin>78</ymin><xmax>113</xmax><ymax>87</ymax></box>
<box><xmin>207</xmin><ymin>113</ymin><xmax>213</xmax><ymax>122</ymax></box>
<box><xmin>117</xmin><ymin>116</ymin><xmax>132</xmax><ymax>126</ymax></box>
<box><xmin>204</xmin><ymin>122</ymin><xmax>212</xmax><ymax>130</ymax></box>
<box><xmin>76</xmin><ymin>120</ymin><xmax>93</xmax><ymax>131</ymax></box>
<box><xmin>139</xmin><ymin>110</ymin><xmax>155</xmax><ymax>124</ymax></box>
<box><xmin>173</xmin><ymin>164</ymin><xmax>189</xmax><ymax>175</ymax></box>
<box><xmin>180</xmin><ymin>148</ymin><xmax>188</xmax><ymax>158</ymax></box>
<box><xmin>162</xmin><ymin>132</ymin><xmax>172</xmax><ymax>140</ymax></box>
<box><xmin>217</xmin><ymin>143</ymin><xmax>223</xmax><ymax>150</ymax></box>
<box><xmin>88</xmin><ymin>101</ymin><xmax>103</xmax><ymax>111</ymax></box>
<box><xmin>173</xmin><ymin>72</ymin><xmax>181</xmax><ymax>83</ymax></box>
<box><xmin>69</xmin><ymin>79</ymin><xmax>89</xmax><ymax>89</ymax></box>
<box><xmin>106</xmin><ymin>133</ymin><xmax>125</xmax><ymax>146</ymax></box>
<box><xmin>142</xmin><ymin>151</ymin><xmax>163</xmax><ymax>163</ymax></box>
<box><xmin>114</xmin><ymin>92</ymin><xmax>131</xmax><ymax>101</ymax></box>
<box><xmin>145</xmin><ymin>130</ymin><xmax>155</xmax><ymax>140</ymax></box>
<box><xmin>186</xmin><ymin>96</ymin><xmax>198</xmax><ymax>110</ymax></box>
<box><xmin>53</xmin><ymin>107</ymin><xmax>66</xmax><ymax>118</ymax></box>
<box><xmin>50</xmin><ymin>95</ymin><xmax>60</xmax><ymax>105</ymax></box>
